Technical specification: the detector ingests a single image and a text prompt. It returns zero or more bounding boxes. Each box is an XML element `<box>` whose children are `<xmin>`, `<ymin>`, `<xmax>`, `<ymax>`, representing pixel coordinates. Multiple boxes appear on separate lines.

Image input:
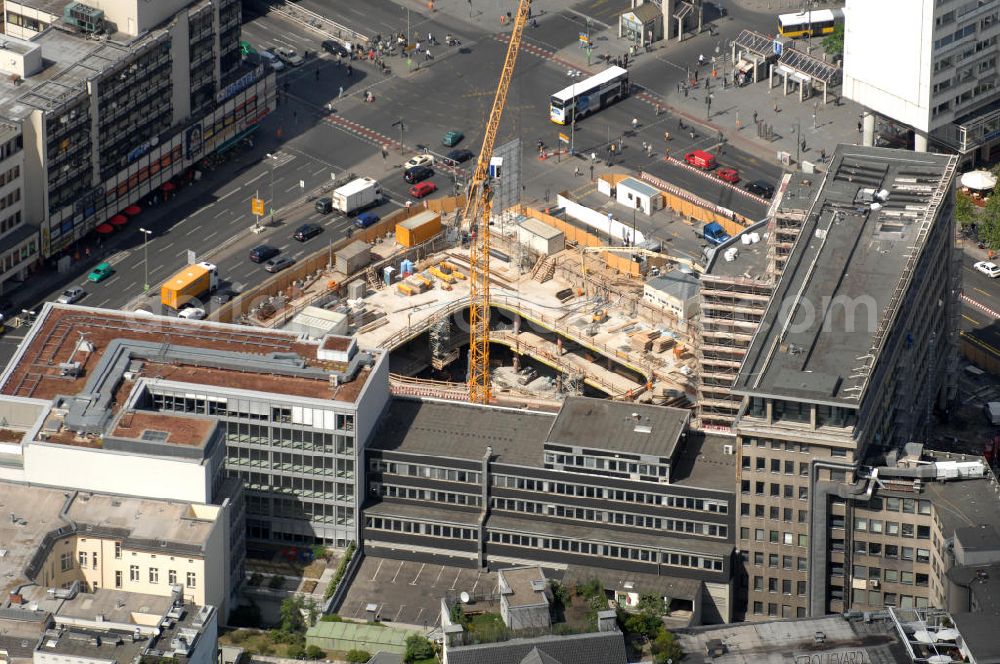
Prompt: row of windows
<box><xmin>753</xmin><ymin>576</ymin><xmax>807</xmax><ymax>596</ymax></box>
<box><xmin>371</xmin><ymin>459</ymin><xmax>481</xmax><ymax>484</ymax></box>
<box><xmin>490</xmin><ymin>497</ymin><xmax>728</xmax><ymax>538</ymax></box>
<box><xmin>853</xmin><ymin>541</ymin><xmax>931</xmax><ymax>563</ymax></box>
<box><xmin>750</xmin><ymin>551</ymin><xmax>808</xmax><ymax>571</ymax></box>
<box><xmin>153</xmin><ymin>391</ymin><xmax>354</xmax><ymax>431</ymax></box>
<box><xmin>487</xmin><ymin>531</ymin><xmax>725</xmax><ymax>571</ymax></box>
<box><xmin>742</xmin><ymin>503</ymin><xmax>809</xmax><ymax>523</ymax></box>
<box><xmin>854</xmin><ymin>518</ymin><xmax>931</xmax><ymax>539</ymax></box>
<box><xmin>740</xmin><ymin>480</ymin><xmax>808</xmax><ymax>500</ymax></box>
<box><xmin>742</xmin><ymin>457</ymin><xmax>811</xmax><ymax>475</ymax></box>
<box><xmin>0</xmin><ymin>164</ymin><xmax>20</xmax><ymax>187</ymax></box>
<box><xmin>119</xmin><ymin>566</ymin><xmax>196</xmax><ymax>588</ymax></box>
<box><xmin>753</xmin><ymin>602</ymin><xmax>807</xmax><ymax>618</ymax></box>
<box><xmin>0</xmin><ymin>209</ymin><xmax>22</xmax><ymax>234</ymax></box>
<box><xmin>853</xmin><ymin>589</ymin><xmax>930</xmax><ymax>610</ymax></box>
<box><xmin>544</xmin><ymin>451</ymin><xmax>669</xmax><ymax>478</ymax></box>
<box><xmin>1</xmin><ymin>231</ymin><xmax>34</xmax><ymax>274</ymax></box>
<box><xmin>491</xmin><ymin>474</ymin><xmax>728</xmax><ymax>513</ymax></box>
<box><xmin>366</xmin><ymin>517</ymin><xmax>475</xmax><ymax>540</ymax></box>
<box><xmin>245</xmin><ymin>493</ymin><xmax>354</xmax><ymax>525</ymax></box>
<box><xmin>852</xmin><ymin>565</ymin><xmax>930</xmax><ymax>586</ymax></box>
<box><xmin>230</xmin><ymin>470</ymin><xmax>354</xmax><ymax>502</ymax></box>
<box><xmin>0</xmin><ymin>187</ymin><xmax>20</xmax><ymax>211</ymax></box>
<box><xmin>381</xmin><ymin>484</ymin><xmax>481</xmax><ymax>506</ymax></box>
<box><xmin>226</xmin><ymin>449</ymin><xmax>354</xmax><ymax>477</ymax></box>
<box><xmin>741</xmin><ymin>528</ymin><xmax>808</xmax><ymax>547</ymax></box>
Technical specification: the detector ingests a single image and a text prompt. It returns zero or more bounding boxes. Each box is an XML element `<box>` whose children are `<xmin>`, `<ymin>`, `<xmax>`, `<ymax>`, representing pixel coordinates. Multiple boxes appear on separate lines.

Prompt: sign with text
<box><xmin>251</xmin><ymin>197</ymin><xmax>265</xmax><ymax>216</ymax></box>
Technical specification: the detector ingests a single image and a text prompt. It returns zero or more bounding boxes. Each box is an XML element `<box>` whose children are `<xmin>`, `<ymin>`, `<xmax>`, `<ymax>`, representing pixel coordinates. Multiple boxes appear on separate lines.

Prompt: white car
<box><xmin>178</xmin><ymin>307</ymin><xmax>206</xmax><ymax>320</ymax></box>
<box><xmin>274</xmin><ymin>46</ymin><xmax>304</xmax><ymax>67</ymax></box>
<box><xmin>404</xmin><ymin>154</ymin><xmax>435</xmax><ymax>170</ymax></box>
<box><xmin>56</xmin><ymin>287</ymin><xmax>86</xmax><ymax>304</ymax></box>
<box><xmin>258</xmin><ymin>50</ymin><xmax>285</xmax><ymax>71</ymax></box>
<box><xmin>975</xmin><ymin>260</ymin><xmax>1000</xmax><ymax>278</ymax></box>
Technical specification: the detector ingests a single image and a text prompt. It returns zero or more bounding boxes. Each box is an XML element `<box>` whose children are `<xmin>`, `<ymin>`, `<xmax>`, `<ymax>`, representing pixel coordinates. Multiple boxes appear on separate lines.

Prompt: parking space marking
<box><xmin>414</xmin><ymin>607</ymin><xmax>426</xmax><ymax>626</ymax></box>
<box><xmin>472</xmin><ymin>571</ymin><xmax>482</xmax><ymax>593</ymax></box>
<box><xmin>409</xmin><ymin>563</ymin><xmax>425</xmax><ymax>586</ymax></box>
<box><xmin>450</xmin><ymin>569</ymin><xmax>461</xmax><ymax>590</ymax></box>
<box><xmin>432</xmin><ymin>565</ymin><xmax>445</xmax><ymax>587</ymax></box>
<box><xmin>370</xmin><ymin>559</ymin><xmax>384</xmax><ymax>581</ymax></box>
<box><xmin>393</xmin><ymin>605</ymin><xmax>405</xmax><ymax>622</ymax></box>
<box><xmin>391</xmin><ymin>561</ymin><xmax>404</xmax><ymax>583</ymax></box>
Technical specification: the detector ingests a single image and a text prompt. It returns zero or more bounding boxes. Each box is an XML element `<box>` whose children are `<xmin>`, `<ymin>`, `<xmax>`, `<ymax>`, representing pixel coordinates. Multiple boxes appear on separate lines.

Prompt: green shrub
<box><xmin>404</xmin><ymin>635</ymin><xmax>434</xmax><ymax>662</ymax></box>
<box><xmin>227</xmin><ymin>629</ymin><xmax>249</xmax><ymax>645</ymax></box>
<box><xmin>286</xmin><ymin>644</ymin><xmax>305</xmax><ymax>659</ymax></box>
<box><xmin>323</xmin><ymin>541</ymin><xmax>356</xmax><ymax>600</ymax></box>
<box><xmin>248</xmin><ymin>573</ymin><xmax>264</xmax><ymax>587</ymax></box>
<box><xmin>320</xmin><ymin>614</ymin><xmax>343</xmax><ymax>622</ymax></box>
<box><xmin>345</xmin><ymin>650</ymin><xmax>371</xmax><ymax>663</ymax></box>
<box><xmin>268</xmin><ymin>575</ymin><xmax>286</xmax><ymax>590</ymax></box>
<box><xmin>304</xmin><ymin>645</ymin><xmax>325</xmax><ymax>660</ymax></box>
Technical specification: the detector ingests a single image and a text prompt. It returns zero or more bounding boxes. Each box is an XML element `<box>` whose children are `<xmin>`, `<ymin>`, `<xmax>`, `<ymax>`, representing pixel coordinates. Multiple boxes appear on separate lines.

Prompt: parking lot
<box><xmin>339</xmin><ymin>556</ymin><xmax>497</xmax><ymax>628</ymax></box>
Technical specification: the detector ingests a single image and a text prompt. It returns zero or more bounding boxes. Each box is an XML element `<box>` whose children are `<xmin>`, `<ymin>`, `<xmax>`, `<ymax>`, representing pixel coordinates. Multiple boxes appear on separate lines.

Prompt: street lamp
<box><xmin>794</xmin><ymin>119</ymin><xmax>802</xmax><ymax>167</ymax></box>
<box><xmin>706</xmin><ymin>92</ymin><xmax>714</xmax><ymax>119</ymax></box>
<box><xmin>139</xmin><ymin>227</ymin><xmax>153</xmax><ymax>293</ymax></box>
<box><xmin>265</xmin><ymin>153</ymin><xmax>278</xmax><ymax>222</ymax></box>
<box><xmin>392</xmin><ymin>120</ymin><xmax>406</xmax><ymax>155</ymax></box>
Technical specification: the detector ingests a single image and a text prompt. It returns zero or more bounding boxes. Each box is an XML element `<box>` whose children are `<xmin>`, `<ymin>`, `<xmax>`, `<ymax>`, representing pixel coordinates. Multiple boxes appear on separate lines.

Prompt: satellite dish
<box><xmin>460</xmin><ymin>591</ymin><xmax>470</xmax><ymax>604</ymax></box>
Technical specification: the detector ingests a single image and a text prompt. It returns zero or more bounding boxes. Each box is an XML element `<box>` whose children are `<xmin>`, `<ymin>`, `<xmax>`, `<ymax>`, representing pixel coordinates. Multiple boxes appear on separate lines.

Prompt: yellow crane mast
<box><xmin>464</xmin><ymin>0</ymin><xmax>531</xmax><ymax>404</ymax></box>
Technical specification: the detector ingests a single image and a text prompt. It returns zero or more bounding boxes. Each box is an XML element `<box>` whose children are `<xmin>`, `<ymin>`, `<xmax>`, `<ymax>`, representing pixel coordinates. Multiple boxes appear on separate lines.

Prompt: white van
<box><xmin>258</xmin><ymin>50</ymin><xmax>285</xmax><ymax>71</ymax></box>
<box><xmin>178</xmin><ymin>307</ymin><xmax>206</xmax><ymax>320</ymax></box>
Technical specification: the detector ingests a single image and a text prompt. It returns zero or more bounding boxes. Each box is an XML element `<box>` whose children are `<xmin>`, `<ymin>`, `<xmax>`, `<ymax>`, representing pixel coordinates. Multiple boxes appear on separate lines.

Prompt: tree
<box><xmin>449</xmin><ymin>601</ymin><xmax>465</xmax><ymax>625</ymax></box>
<box><xmin>286</xmin><ymin>644</ymin><xmax>306</xmax><ymax>660</ymax></box>
<box><xmin>279</xmin><ymin>596</ymin><xmax>306</xmax><ymax>634</ymax></box>
<box><xmin>821</xmin><ymin>24</ymin><xmax>844</xmax><ymax>58</ymax></box>
<box><xmin>956</xmin><ymin>191</ymin><xmax>977</xmax><ymax>228</ymax></box>
<box><xmin>311</xmin><ymin>544</ymin><xmax>329</xmax><ymax>562</ymax></box>
<box><xmin>404</xmin><ymin>635</ymin><xmax>435</xmax><ymax>662</ymax></box>
<box><xmin>304</xmin><ymin>645</ymin><xmax>325</xmax><ymax>660</ymax></box>
<box><xmin>346</xmin><ymin>650</ymin><xmax>372</xmax><ymax>664</ymax></box>
<box><xmin>651</xmin><ymin>629</ymin><xmax>683</xmax><ymax>663</ymax></box>
<box><xmin>981</xmin><ymin>192</ymin><xmax>1000</xmax><ymax>250</ymax></box>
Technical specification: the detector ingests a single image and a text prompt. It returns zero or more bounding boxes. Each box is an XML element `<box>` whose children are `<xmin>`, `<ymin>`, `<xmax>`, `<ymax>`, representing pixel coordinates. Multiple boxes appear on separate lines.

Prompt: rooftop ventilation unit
<box><xmin>63</xmin><ymin>2</ymin><xmax>106</xmax><ymax>33</ymax></box>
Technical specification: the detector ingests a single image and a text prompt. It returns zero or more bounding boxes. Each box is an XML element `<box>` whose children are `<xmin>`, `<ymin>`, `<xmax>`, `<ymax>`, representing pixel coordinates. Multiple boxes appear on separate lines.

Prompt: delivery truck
<box><xmin>161</xmin><ymin>262</ymin><xmax>219</xmax><ymax>310</ymax></box>
<box><xmin>332</xmin><ymin>177</ymin><xmax>383</xmax><ymax>214</ymax></box>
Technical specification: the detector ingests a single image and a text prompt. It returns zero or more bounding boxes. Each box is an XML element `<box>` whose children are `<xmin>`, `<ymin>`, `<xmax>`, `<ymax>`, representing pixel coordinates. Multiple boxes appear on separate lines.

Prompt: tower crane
<box><xmin>463</xmin><ymin>0</ymin><xmax>531</xmax><ymax>404</ymax></box>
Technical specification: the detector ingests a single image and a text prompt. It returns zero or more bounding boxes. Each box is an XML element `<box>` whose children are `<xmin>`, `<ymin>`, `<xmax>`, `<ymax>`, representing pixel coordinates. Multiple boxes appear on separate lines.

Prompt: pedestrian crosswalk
<box><xmin>267</xmin><ymin>151</ymin><xmax>297</xmax><ymax>168</ymax></box>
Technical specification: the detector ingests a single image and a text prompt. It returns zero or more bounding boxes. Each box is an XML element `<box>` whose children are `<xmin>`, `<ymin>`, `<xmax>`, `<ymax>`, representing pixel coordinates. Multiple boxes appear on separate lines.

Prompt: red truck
<box><xmin>685</xmin><ymin>149</ymin><xmax>716</xmax><ymax>170</ymax></box>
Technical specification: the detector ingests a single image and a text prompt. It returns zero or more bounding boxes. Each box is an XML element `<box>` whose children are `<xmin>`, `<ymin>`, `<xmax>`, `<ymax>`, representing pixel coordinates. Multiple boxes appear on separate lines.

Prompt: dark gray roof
<box><xmin>946</xmin><ymin>564</ymin><xmax>1000</xmax><ymax>614</ymax></box>
<box><xmin>732</xmin><ymin>146</ymin><xmax>956</xmax><ymax>407</ymax></box>
<box><xmin>446</xmin><ymin>631</ymin><xmax>627</xmax><ymax>664</ymax></box>
<box><xmin>520</xmin><ymin>649</ymin><xmax>561</xmax><ymax>664</ymax></box>
<box><xmin>545</xmin><ymin>397</ymin><xmax>689</xmax><ymax>460</ymax></box>
<box><xmin>924</xmin><ymin>476</ymin><xmax>1000</xmax><ymax>540</ymax></box>
<box><xmin>370</xmin><ymin>398</ymin><xmax>553</xmax><ymax>466</ymax></box>
<box><xmin>646</xmin><ymin>270</ymin><xmax>700</xmax><ymax>302</ymax></box>
<box><xmin>955</xmin><ymin>525</ymin><xmax>1000</xmax><ymax>552</ymax></box>
<box><xmin>952</xmin><ymin>613</ymin><xmax>1000</xmax><ymax>661</ymax></box>
<box><xmin>366</xmin><ymin>653</ymin><xmax>402</xmax><ymax>664</ymax></box>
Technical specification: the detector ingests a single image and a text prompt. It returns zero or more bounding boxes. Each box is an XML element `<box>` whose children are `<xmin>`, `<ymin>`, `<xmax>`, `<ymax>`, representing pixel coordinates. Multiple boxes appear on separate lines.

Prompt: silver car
<box><xmin>274</xmin><ymin>47</ymin><xmax>304</xmax><ymax>67</ymax></box>
<box><xmin>57</xmin><ymin>287</ymin><xmax>86</xmax><ymax>304</ymax></box>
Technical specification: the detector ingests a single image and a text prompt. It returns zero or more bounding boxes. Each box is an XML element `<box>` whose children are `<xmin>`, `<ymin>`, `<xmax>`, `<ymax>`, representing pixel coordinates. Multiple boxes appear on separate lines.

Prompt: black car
<box><xmin>322</xmin><ymin>40</ymin><xmax>348</xmax><ymax>57</ymax></box>
<box><xmin>249</xmin><ymin>244</ymin><xmax>279</xmax><ymax>263</ymax></box>
<box><xmin>745</xmin><ymin>180</ymin><xmax>775</xmax><ymax>199</ymax></box>
<box><xmin>446</xmin><ymin>149</ymin><xmax>474</xmax><ymax>165</ymax></box>
<box><xmin>294</xmin><ymin>223</ymin><xmax>323</xmax><ymax>242</ymax></box>
<box><xmin>404</xmin><ymin>165</ymin><xmax>434</xmax><ymax>184</ymax></box>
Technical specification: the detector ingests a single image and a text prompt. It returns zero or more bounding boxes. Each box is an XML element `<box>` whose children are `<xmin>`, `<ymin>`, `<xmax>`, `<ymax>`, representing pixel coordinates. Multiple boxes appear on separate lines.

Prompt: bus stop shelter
<box><xmin>769</xmin><ymin>44</ymin><xmax>842</xmax><ymax>104</ymax></box>
<box><xmin>730</xmin><ymin>30</ymin><xmax>776</xmax><ymax>85</ymax></box>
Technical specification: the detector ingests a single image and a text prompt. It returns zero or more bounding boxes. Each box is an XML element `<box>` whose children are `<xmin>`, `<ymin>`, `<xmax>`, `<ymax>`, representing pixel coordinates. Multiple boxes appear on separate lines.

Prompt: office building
<box><xmin>843</xmin><ymin>0</ymin><xmax>1000</xmax><ymax>161</ymax></box>
<box><xmin>0</xmin><ymin>0</ymin><xmax>273</xmax><ymax>288</ymax></box>
<box><xmin>0</xmin><ymin>303</ymin><xmax>390</xmax><ymax>548</ymax></box>
<box><xmin>730</xmin><ymin>146</ymin><xmax>961</xmax><ymax>619</ymax></box>
<box><xmin>0</xmin><ymin>121</ymin><xmax>36</xmax><ymax>292</ymax></box>
<box><xmin>696</xmin><ymin>173</ymin><xmax>818</xmax><ymax>430</ymax></box>
<box><xmin>364</xmin><ymin>396</ymin><xmax>737</xmax><ymax>625</ymax></box>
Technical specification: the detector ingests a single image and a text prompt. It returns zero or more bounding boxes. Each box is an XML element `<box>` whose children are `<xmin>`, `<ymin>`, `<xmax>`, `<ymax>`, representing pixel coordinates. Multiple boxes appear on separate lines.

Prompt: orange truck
<box><xmin>161</xmin><ymin>262</ymin><xmax>219</xmax><ymax>309</ymax></box>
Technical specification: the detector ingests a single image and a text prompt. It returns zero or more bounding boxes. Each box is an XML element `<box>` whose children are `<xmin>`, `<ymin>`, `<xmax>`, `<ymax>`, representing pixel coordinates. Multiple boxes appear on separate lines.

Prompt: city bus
<box><xmin>550</xmin><ymin>66</ymin><xmax>629</xmax><ymax>125</ymax></box>
<box><xmin>777</xmin><ymin>8</ymin><xmax>843</xmax><ymax>38</ymax></box>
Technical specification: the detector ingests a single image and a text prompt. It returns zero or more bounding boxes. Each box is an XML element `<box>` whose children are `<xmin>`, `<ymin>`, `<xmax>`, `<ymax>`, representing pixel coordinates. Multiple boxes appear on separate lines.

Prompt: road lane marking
<box><xmin>218</xmin><ymin>188</ymin><xmax>240</xmax><ymax>201</ymax></box>
<box><xmin>245</xmin><ymin>172</ymin><xmax>267</xmax><ymax>186</ymax></box>
<box><xmin>96</xmin><ymin>298</ymin><xmax>110</xmax><ymax>307</ymax></box>
<box><xmin>124</xmin><ymin>281</ymin><xmax>136</xmax><ymax>292</ymax></box>
<box><xmin>284</xmin><ymin>183</ymin><xmax>300</xmax><ymax>193</ymax></box>
<box><xmin>975</xmin><ymin>287</ymin><xmax>991</xmax><ymax>297</ymax></box>
<box><xmin>214</xmin><ymin>209</ymin><xmax>230</xmax><ymax>219</ymax></box>
<box><xmin>185</xmin><ymin>227</ymin><xmax>199</xmax><ymax>236</ymax></box>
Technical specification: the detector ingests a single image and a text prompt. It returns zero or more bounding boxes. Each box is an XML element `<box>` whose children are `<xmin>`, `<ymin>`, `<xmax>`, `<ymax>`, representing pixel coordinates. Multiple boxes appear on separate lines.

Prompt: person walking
<box><xmin>631</xmin><ymin>117</ymin><xmax>639</xmax><ymax>131</ymax></box>
<box><xmin>698</xmin><ymin>53</ymin><xmax>705</xmax><ymax>66</ymax></box>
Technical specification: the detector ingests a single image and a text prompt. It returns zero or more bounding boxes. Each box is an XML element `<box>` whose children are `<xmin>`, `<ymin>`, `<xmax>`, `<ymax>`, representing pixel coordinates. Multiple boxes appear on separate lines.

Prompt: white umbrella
<box><xmin>961</xmin><ymin>170</ymin><xmax>998</xmax><ymax>190</ymax></box>
<box><xmin>928</xmin><ymin>655</ymin><xmax>953</xmax><ymax>664</ymax></box>
<box><xmin>935</xmin><ymin>628</ymin><xmax>960</xmax><ymax>641</ymax></box>
<box><xmin>913</xmin><ymin>630</ymin><xmax>934</xmax><ymax>644</ymax></box>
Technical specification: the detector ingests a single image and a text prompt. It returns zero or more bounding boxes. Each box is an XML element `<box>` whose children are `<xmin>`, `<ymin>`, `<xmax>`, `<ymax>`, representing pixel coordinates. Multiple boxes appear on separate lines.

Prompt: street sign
<box><xmin>251</xmin><ymin>197</ymin><xmax>265</xmax><ymax>216</ymax></box>
<box><xmin>579</xmin><ymin>32</ymin><xmax>589</xmax><ymax>44</ymax></box>
<box><xmin>558</xmin><ymin>133</ymin><xmax>570</xmax><ymax>143</ymax></box>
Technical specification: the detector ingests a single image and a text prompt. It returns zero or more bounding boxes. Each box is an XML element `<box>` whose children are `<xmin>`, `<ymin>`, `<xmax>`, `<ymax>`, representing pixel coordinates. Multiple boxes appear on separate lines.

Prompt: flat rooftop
<box><xmin>545</xmin><ymin>397</ymin><xmax>689</xmax><ymax>460</ymax></box>
<box><xmin>109</xmin><ymin>411</ymin><xmax>216</xmax><ymax>447</ymax></box>
<box><xmin>704</xmin><ymin>219</ymin><xmax>771</xmax><ymax>280</ymax></box>
<box><xmin>677</xmin><ymin>614</ymin><xmax>909</xmax><ymax>664</ymax></box>
<box><xmin>924</xmin><ymin>471</ymin><xmax>1000</xmax><ymax>539</ymax></box>
<box><xmin>499</xmin><ymin>566</ymin><xmax>548</xmax><ymax>608</ymax></box>
<box><xmin>670</xmin><ymin>432</ymin><xmax>737</xmax><ymax>491</ymax></box>
<box><xmin>0</xmin><ymin>305</ymin><xmax>375</xmax><ymax>404</ymax></box>
<box><xmin>733</xmin><ymin>146</ymin><xmax>956</xmax><ymax>406</ymax></box>
<box><xmin>0</xmin><ymin>480</ymin><xmax>218</xmax><ymax>594</ymax></box>
<box><xmin>369</xmin><ymin>397</ymin><xmax>553</xmax><ymax>467</ymax></box>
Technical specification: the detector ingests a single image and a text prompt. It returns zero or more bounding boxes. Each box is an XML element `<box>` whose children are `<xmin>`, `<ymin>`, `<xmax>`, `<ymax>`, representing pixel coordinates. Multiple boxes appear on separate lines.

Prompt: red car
<box><xmin>716</xmin><ymin>167</ymin><xmax>740</xmax><ymax>184</ymax></box>
<box><xmin>409</xmin><ymin>181</ymin><xmax>437</xmax><ymax>198</ymax></box>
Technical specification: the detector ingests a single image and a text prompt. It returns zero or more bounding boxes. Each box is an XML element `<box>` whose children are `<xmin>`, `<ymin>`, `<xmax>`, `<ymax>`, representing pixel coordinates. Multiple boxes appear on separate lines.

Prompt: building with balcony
<box><xmin>0</xmin><ymin>303</ymin><xmax>390</xmax><ymax>549</ymax></box>
<box><xmin>843</xmin><ymin>0</ymin><xmax>1000</xmax><ymax>161</ymax></box>
<box><xmin>730</xmin><ymin>146</ymin><xmax>961</xmax><ymax>620</ymax></box>
<box><xmin>0</xmin><ymin>0</ymin><xmax>272</xmax><ymax>265</ymax></box>
<box><xmin>364</xmin><ymin>396</ymin><xmax>737</xmax><ymax>625</ymax></box>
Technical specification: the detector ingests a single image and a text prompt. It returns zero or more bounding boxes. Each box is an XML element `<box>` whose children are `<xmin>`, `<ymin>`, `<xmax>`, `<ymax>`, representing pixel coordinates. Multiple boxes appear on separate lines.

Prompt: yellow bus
<box><xmin>778</xmin><ymin>8</ymin><xmax>843</xmax><ymax>38</ymax></box>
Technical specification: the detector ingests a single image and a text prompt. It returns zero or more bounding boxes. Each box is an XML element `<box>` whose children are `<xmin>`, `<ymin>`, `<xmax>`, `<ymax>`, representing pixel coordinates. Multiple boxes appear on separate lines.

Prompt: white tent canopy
<box><xmin>961</xmin><ymin>170</ymin><xmax>997</xmax><ymax>190</ymax></box>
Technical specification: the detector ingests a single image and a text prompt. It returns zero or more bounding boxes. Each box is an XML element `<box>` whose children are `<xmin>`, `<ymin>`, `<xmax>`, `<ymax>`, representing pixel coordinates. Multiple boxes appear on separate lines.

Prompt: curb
<box><xmin>962</xmin><ymin>293</ymin><xmax>1000</xmax><ymax>320</ymax></box>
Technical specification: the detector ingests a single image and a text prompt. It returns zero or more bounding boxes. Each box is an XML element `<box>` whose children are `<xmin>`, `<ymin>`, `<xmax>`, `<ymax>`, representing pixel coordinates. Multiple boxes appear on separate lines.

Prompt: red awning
<box><xmin>160</xmin><ymin>181</ymin><xmax>177</xmax><ymax>191</ymax></box>
<box><xmin>95</xmin><ymin>223</ymin><xmax>115</xmax><ymax>234</ymax></box>
<box><xmin>124</xmin><ymin>205</ymin><xmax>142</xmax><ymax>216</ymax></box>
<box><xmin>109</xmin><ymin>214</ymin><xmax>128</xmax><ymax>226</ymax></box>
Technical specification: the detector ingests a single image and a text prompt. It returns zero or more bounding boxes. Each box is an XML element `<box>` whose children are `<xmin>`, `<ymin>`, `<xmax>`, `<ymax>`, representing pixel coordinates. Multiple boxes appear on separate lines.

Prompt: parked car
<box><xmin>975</xmin><ymin>260</ymin><xmax>1000</xmax><ymax>278</ymax></box>
<box><xmin>240</xmin><ymin>40</ymin><xmax>256</xmax><ymax>58</ymax></box>
<box><xmin>57</xmin><ymin>287</ymin><xmax>86</xmax><ymax>304</ymax></box>
<box><xmin>177</xmin><ymin>307</ymin><xmax>206</xmax><ymax>320</ymax></box>
<box><xmin>404</xmin><ymin>165</ymin><xmax>434</xmax><ymax>184</ymax></box>
<box><xmin>404</xmin><ymin>154</ymin><xmax>434</xmax><ymax>169</ymax></box>
<box><xmin>274</xmin><ymin>46</ymin><xmax>304</xmax><ymax>66</ymax></box>
<box><xmin>354</xmin><ymin>212</ymin><xmax>380</xmax><ymax>229</ymax></box>
<box><xmin>446</xmin><ymin>149</ymin><xmax>474</xmax><ymax>164</ymax></box>
<box><xmin>258</xmin><ymin>50</ymin><xmax>285</xmax><ymax>71</ymax></box>
<box><xmin>249</xmin><ymin>245</ymin><xmax>279</xmax><ymax>263</ymax></box>
<box><xmin>265</xmin><ymin>256</ymin><xmax>296</xmax><ymax>273</ymax></box>
<box><xmin>293</xmin><ymin>223</ymin><xmax>323</xmax><ymax>241</ymax></box>
<box><xmin>745</xmin><ymin>180</ymin><xmax>775</xmax><ymax>199</ymax></box>
<box><xmin>410</xmin><ymin>181</ymin><xmax>438</xmax><ymax>198</ymax></box>
<box><xmin>87</xmin><ymin>262</ymin><xmax>114</xmax><ymax>283</ymax></box>
<box><xmin>442</xmin><ymin>130</ymin><xmax>464</xmax><ymax>147</ymax></box>
<box><xmin>211</xmin><ymin>290</ymin><xmax>234</xmax><ymax>305</ymax></box>
<box><xmin>322</xmin><ymin>40</ymin><xmax>348</xmax><ymax>57</ymax></box>
<box><xmin>315</xmin><ymin>197</ymin><xmax>333</xmax><ymax>214</ymax></box>
<box><xmin>716</xmin><ymin>167</ymin><xmax>740</xmax><ymax>184</ymax></box>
